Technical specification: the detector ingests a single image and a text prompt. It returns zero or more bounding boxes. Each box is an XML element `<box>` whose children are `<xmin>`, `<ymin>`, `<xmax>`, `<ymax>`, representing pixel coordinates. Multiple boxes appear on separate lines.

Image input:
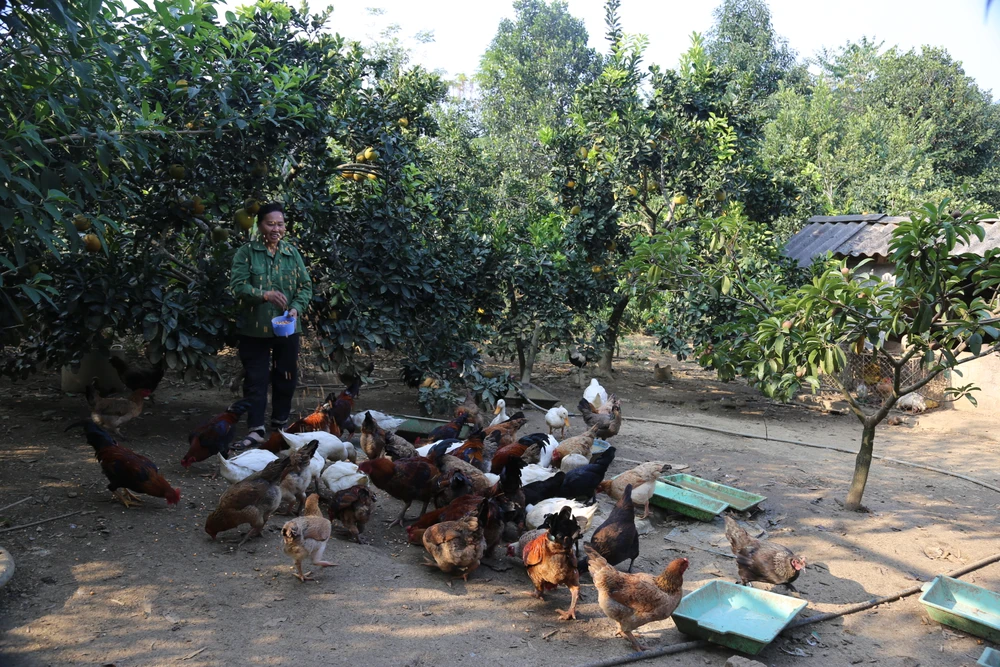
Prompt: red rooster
<box><xmin>67</xmin><ymin>420</ymin><xmax>180</xmax><ymax>508</ymax></box>
<box><xmin>329</xmin><ymin>372</ymin><xmax>365</xmax><ymax>437</ymax></box>
<box><xmin>182</xmin><ymin>399</ymin><xmax>252</xmax><ymax>467</ymax></box>
<box><xmin>358</xmin><ymin>456</ymin><xmax>440</xmax><ymax>527</ymax></box>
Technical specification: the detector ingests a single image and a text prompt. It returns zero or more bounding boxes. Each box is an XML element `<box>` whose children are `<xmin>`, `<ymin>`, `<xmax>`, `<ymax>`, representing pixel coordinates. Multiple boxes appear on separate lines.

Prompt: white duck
<box><xmin>280</xmin><ymin>430</ymin><xmax>357</xmax><ymax>463</ymax></box>
<box><xmin>321</xmin><ymin>460</ymin><xmax>369</xmax><ymax>494</ymax></box>
<box><xmin>216</xmin><ymin>449</ymin><xmax>278</xmax><ymax>484</ymax></box>
<box><xmin>545</xmin><ymin>406</ymin><xmax>570</xmax><ymax>437</ymax></box>
<box><xmin>583</xmin><ymin>378</ymin><xmax>608</xmax><ymax>409</ymax></box>
<box><xmin>350</xmin><ymin>410</ymin><xmax>405</xmax><ymax>431</ymax></box>
<box><xmin>526</xmin><ymin>498</ymin><xmax>599</xmax><ymax>531</ymax></box>
<box><xmin>489</xmin><ymin>399</ymin><xmax>508</xmax><ymax>427</ymax></box>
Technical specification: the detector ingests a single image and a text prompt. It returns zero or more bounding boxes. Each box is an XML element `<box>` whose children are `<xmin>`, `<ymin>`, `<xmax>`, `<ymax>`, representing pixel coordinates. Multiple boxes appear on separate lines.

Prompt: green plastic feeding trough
<box><xmin>919</xmin><ymin>576</ymin><xmax>1000</xmax><ymax>643</ymax></box>
<box><xmin>661</xmin><ymin>474</ymin><xmax>766</xmax><ymax>512</ymax></box>
<box><xmin>673</xmin><ymin>580</ymin><xmax>807</xmax><ymax>655</ymax></box>
<box><xmin>393</xmin><ymin>417</ymin><xmax>472</xmax><ymax>442</ymax></box>
<box><xmin>650</xmin><ymin>480</ymin><xmax>728</xmax><ymax>522</ymax></box>
<box><xmin>978</xmin><ymin>647</ymin><xmax>1000</xmax><ymax>667</ymax></box>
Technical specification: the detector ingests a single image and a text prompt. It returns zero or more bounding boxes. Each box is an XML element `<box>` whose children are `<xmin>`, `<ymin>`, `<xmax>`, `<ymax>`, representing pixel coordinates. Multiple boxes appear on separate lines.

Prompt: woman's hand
<box><xmin>263</xmin><ymin>290</ymin><xmax>288</xmax><ymax>310</ymax></box>
<box><xmin>287</xmin><ymin>308</ymin><xmax>298</xmax><ymax>319</ymax></box>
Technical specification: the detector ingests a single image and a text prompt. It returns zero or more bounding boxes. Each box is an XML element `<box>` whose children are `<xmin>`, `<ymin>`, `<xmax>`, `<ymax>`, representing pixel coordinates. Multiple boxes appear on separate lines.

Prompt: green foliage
<box><xmin>1</xmin><ymin>0</ymin><xmax>493</xmax><ymax>384</ymax></box>
<box><xmin>763</xmin><ymin>40</ymin><xmax>1000</xmax><ymax>231</ymax></box>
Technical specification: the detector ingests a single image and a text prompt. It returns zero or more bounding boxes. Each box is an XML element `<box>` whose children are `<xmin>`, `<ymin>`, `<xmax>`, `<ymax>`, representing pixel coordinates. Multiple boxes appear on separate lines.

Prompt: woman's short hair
<box><xmin>257</xmin><ymin>202</ymin><xmax>284</xmax><ymax>221</ymax></box>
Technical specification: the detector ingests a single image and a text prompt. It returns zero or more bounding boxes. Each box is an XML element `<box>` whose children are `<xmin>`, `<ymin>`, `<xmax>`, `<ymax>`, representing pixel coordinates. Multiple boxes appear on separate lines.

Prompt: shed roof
<box><xmin>784</xmin><ymin>214</ymin><xmax>1000</xmax><ymax>268</ymax></box>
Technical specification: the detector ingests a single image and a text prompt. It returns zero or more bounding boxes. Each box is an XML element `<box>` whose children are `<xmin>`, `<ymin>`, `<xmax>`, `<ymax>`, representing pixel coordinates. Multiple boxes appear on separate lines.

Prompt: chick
<box><xmin>281</xmin><ymin>494</ymin><xmax>334</xmax><ymax>582</ymax></box>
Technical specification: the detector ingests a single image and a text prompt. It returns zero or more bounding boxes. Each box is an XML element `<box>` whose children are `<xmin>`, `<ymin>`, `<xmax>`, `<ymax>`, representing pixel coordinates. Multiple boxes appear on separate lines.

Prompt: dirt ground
<box><xmin>2</xmin><ymin>337</ymin><xmax>999</xmax><ymax>667</ymax></box>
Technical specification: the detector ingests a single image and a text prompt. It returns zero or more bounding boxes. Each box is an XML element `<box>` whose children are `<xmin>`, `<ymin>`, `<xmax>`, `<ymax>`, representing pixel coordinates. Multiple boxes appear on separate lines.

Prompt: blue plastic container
<box><xmin>672</xmin><ymin>580</ymin><xmax>807</xmax><ymax>654</ymax></box>
<box><xmin>919</xmin><ymin>575</ymin><xmax>1000</xmax><ymax>643</ymax></box>
<box><xmin>271</xmin><ymin>311</ymin><xmax>296</xmax><ymax>337</ymax></box>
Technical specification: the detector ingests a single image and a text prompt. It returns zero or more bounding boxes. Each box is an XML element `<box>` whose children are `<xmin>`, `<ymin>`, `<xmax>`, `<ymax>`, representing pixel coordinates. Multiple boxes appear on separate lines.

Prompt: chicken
<box><xmin>422</xmin><ymin>500</ymin><xmax>487</xmax><ymax>581</ymax></box>
<box><xmin>545</xmin><ymin>406</ymin><xmax>571</xmax><ymax>437</ymax></box>
<box><xmin>280</xmin><ymin>430</ymin><xmax>356</xmax><ymax>462</ymax></box>
<box><xmin>328</xmin><ymin>485</ymin><xmax>376</xmax><ymax>544</ymax></box>
<box><xmin>279</xmin><ymin>440</ymin><xmax>319</xmax><ymax>515</ymax></box>
<box><xmin>454</xmin><ymin>390</ymin><xmax>488</xmax><ymax>430</ymax></box>
<box><xmin>407</xmin><ymin>494</ymin><xmax>486</xmax><ymax>545</ymax></box>
<box><xmin>66</xmin><ymin>420</ymin><xmax>180</xmax><ymax>508</ymax></box>
<box><xmin>383</xmin><ymin>431</ymin><xmax>417</xmax><ymax>460</ymax></box>
<box><xmin>490</xmin><ymin>443</ymin><xmax>527</xmax><ymax>474</ymax></box>
<box><xmin>522</xmin><ymin>506</ymin><xmax>582</xmax><ymax>620</ymax></box>
<box><xmin>447</xmin><ymin>432</ymin><xmax>487</xmax><ymax>471</ymax></box>
<box><xmin>205</xmin><ymin>456</ymin><xmax>291</xmax><ymax>545</ymax></box>
<box><xmin>281</xmin><ymin>494</ymin><xmax>334</xmax><ymax>582</ymax></box>
<box><xmin>86</xmin><ymin>381</ymin><xmax>150</xmax><ymax>436</ymax></box>
<box><xmin>497</xmin><ymin>457</ymin><xmax>526</xmax><ymax>511</ymax></box>
<box><xmin>522</xmin><ymin>471</ymin><xmax>566</xmax><ymax>507</ymax></box>
<box><xmin>433</xmin><ymin>470</ymin><xmax>476</xmax><ymax>508</ymax></box>
<box><xmin>109</xmin><ymin>356</ymin><xmax>165</xmax><ymax>398</ymax></box>
<box><xmin>583</xmin><ymin>378</ymin><xmax>608</xmax><ymax>409</ymax></box>
<box><xmin>328</xmin><ymin>373</ymin><xmax>364</xmax><ymax>436</ymax></box>
<box><xmin>489</xmin><ymin>399</ymin><xmax>508</xmax><ymax>427</ymax></box>
<box><xmin>597</xmin><ymin>461</ymin><xmax>672</xmax><ymax>519</ymax></box>
<box><xmin>559</xmin><ymin>453</ymin><xmax>590</xmax><ymax>473</ymax></box>
<box><xmin>182</xmin><ymin>399</ymin><xmax>253</xmax><ymax>467</ymax></box>
<box><xmin>590</xmin><ymin>484</ymin><xmax>639</xmax><ymax>572</ymax></box>
<box><xmin>321</xmin><ymin>460</ymin><xmax>369</xmax><ymax>494</ymax></box>
<box><xmin>578</xmin><ymin>396</ymin><xmax>622</xmax><ymax>439</ymax></box>
<box><xmin>358</xmin><ymin>456</ymin><xmax>440</xmax><ymax>527</ymax></box>
<box><xmin>360</xmin><ymin>411</ymin><xmax>388</xmax><ymax>460</ymax></box>
<box><xmin>483</xmin><ymin>412</ymin><xmax>527</xmax><ymax>447</ymax></box>
<box><xmin>560</xmin><ymin>446</ymin><xmax>616</xmax><ymax>502</ymax></box>
<box><xmin>526</xmin><ymin>498</ymin><xmax>598</xmax><ymax>532</ymax></box>
<box><xmin>551</xmin><ymin>425</ymin><xmax>600</xmax><ymax>467</ymax></box>
<box><xmin>286</xmin><ymin>402</ymin><xmax>339</xmax><ymax>437</ymax></box>
<box><xmin>426</xmin><ymin>413</ymin><xmax>470</xmax><ymax>442</ymax></box>
<box><xmin>360</xmin><ymin>413</ymin><xmax>417</xmax><ymax>461</ymax></box>
<box><xmin>653</xmin><ymin>363</ymin><xmax>672</xmax><ymax>383</ymax></box>
<box><xmin>586</xmin><ymin>545</ymin><xmax>689</xmax><ymax>651</ymax></box>
<box><xmin>520</xmin><ymin>434</ymin><xmax>558</xmax><ymax>467</ymax></box>
<box><xmin>415</xmin><ymin>438</ymin><xmax>462</xmax><ymax>457</ymax></box>
<box><xmin>426</xmin><ymin>442</ymin><xmax>497</xmax><ymax>497</ymax></box>
<box><xmin>506</xmin><ymin>528</ymin><xmax>547</xmax><ymax>562</ymax></box>
<box><xmin>351</xmin><ymin>410</ymin><xmax>404</xmax><ymax>431</ymax></box>
<box><xmin>723</xmin><ymin>514</ymin><xmax>806</xmax><ymax>591</ymax></box>
<box><xmin>217</xmin><ymin>449</ymin><xmax>278</xmax><ymax>484</ymax></box>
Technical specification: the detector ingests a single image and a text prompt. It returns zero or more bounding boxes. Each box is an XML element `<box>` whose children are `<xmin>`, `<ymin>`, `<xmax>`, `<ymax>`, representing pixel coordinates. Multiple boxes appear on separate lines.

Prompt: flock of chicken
<box><xmin>68</xmin><ymin>364</ymin><xmax>806</xmax><ymax>653</ymax></box>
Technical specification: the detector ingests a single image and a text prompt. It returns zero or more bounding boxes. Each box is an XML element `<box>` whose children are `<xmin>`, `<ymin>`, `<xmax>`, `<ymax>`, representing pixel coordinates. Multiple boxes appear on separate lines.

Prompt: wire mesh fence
<box><xmin>820</xmin><ymin>346</ymin><xmax>949</xmax><ymax>405</ymax></box>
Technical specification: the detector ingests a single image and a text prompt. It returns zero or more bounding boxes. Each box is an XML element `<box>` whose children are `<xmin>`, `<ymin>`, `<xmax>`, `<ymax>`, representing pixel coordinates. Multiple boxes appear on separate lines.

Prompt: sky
<box><xmin>250</xmin><ymin>0</ymin><xmax>1000</xmax><ymax>99</ymax></box>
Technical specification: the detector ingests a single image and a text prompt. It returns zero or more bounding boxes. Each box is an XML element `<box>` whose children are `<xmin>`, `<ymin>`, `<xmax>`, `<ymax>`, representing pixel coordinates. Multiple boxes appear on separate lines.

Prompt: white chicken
<box><xmin>489</xmin><ymin>399</ymin><xmax>508</xmax><ymax>427</ymax></box>
<box><xmin>897</xmin><ymin>392</ymin><xmax>927</xmax><ymax>413</ymax></box>
<box><xmin>526</xmin><ymin>498</ymin><xmax>599</xmax><ymax>531</ymax></box>
<box><xmin>415</xmin><ymin>439</ymin><xmax>463</xmax><ymax>457</ymax></box>
<box><xmin>545</xmin><ymin>406</ymin><xmax>571</xmax><ymax>437</ymax></box>
<box><xmin>559</xmin><ymin>453</ymin><xmax>590</xmax><ymax>473</ymax></box>
<box><xmin>584</xmin><ymin>378</ymin><xmax>608</xmax><ymax>409</ymax></box>
<box><xmin>216</xmin><ymin>449</ymin><xmax>278</xmax><ymax>484</ymax></box>
<box><xmin>321</xmin><ymin>460</ymin><xmax>369</xmax><ymax>494</ymax></box>
<box><xmin>538</xmin><ymin>435</ymin><xmax>559</xmax><ymax>468</ymax></box>
<box><xmin>280</xmin><ymin>430</ymin><xmax>357</xmax><ymax>463</ymax></box>
<box><xmin>522</xmin><ymin>463</ymin><xmax>560</xmax><ymax>486</ymax></box>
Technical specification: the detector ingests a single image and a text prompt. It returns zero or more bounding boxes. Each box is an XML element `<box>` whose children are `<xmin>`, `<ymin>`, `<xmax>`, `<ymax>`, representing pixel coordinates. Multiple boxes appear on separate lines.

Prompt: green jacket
<box><xmin>230</xmin><ymin>240</ymin><xmax>313</xmax><ymax>337</ymax></box>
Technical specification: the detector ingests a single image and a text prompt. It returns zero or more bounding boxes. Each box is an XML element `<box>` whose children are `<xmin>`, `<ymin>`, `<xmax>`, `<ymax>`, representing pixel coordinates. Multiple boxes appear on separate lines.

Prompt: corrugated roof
<box><xmin>784</xmin><ymin>216</ymin><xmax>1000</xmax><ymax>267</ymax></box>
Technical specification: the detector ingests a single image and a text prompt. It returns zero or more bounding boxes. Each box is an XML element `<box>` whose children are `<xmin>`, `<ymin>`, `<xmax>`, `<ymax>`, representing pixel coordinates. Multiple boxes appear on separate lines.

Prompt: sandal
<box><xmin>233</xmin><ymin>430</ymin><xmax>265</xmax><ymax>451</ymax></box>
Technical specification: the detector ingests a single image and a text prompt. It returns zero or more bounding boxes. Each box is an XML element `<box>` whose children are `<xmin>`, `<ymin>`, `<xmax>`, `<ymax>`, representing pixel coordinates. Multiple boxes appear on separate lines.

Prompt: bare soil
<box><xmin>2</xmin><ymin>337</ymin><xmax>999</xmax><ymax>667</ymax></box>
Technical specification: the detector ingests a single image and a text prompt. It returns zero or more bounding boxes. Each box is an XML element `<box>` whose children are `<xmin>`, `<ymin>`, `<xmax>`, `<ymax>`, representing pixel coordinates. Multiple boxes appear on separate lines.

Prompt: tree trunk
<box><xmin>521</xmin><ymin>322</ymin><xmax>541</xmax><ymax>386</ymax></box>
<box><xmin>597</xmin><ymin>294</ymin><xmax>631</xmax><ymax>376</ymax></box>
<box><xmin>845</xmin><ymin>419</ymin><xmax>877</xmax><ymax>510</ymax></box>
<box><xmin>508</xmin><ymin>281</ymin><xmax>527</xmax><ymax>379</ymax></box>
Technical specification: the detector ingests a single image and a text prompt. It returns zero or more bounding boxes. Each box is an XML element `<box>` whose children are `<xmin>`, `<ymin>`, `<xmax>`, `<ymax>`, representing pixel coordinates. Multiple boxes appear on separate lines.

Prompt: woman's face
<box><xmin>258</xmin><ymin>211</ymin><xmax>286</xmax><ymax>245</ymax></box>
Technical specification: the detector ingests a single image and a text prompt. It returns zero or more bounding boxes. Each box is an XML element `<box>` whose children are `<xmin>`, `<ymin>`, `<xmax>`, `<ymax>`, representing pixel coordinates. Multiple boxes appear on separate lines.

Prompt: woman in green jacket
<box><xmin>229</xmin><ymin>202</ymin><xmax>313</xmax><ymax>449</ymax></box>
